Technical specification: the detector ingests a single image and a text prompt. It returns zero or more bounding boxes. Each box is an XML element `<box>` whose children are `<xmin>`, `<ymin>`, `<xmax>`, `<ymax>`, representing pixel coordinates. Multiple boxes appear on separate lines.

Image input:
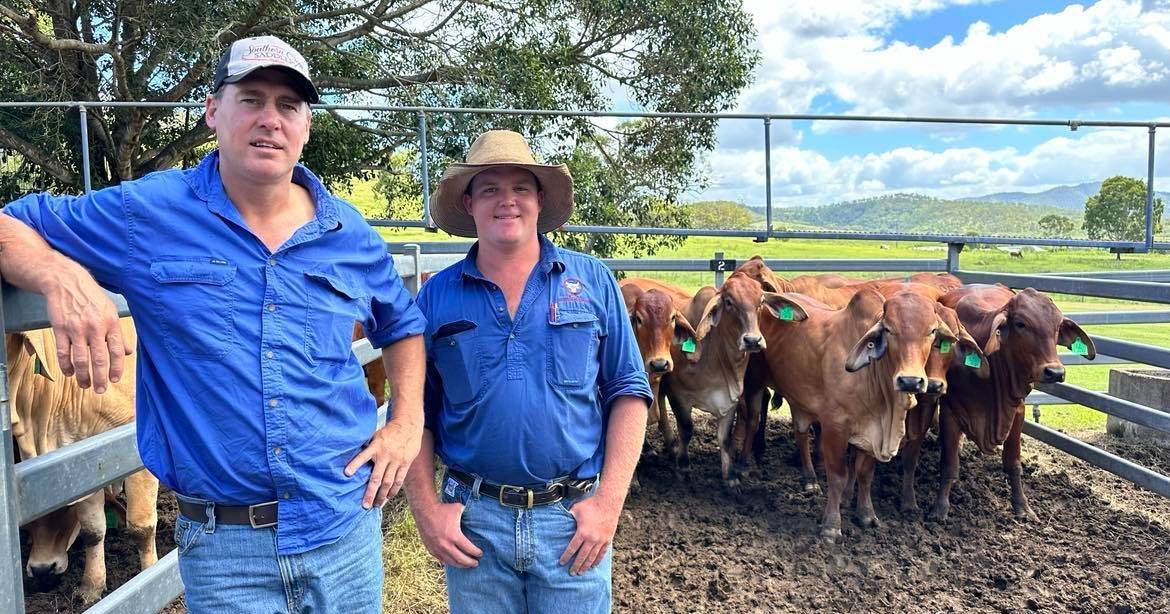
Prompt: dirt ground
<box><xmin>20</xmin><ymin>412</ymin><xmax>1170</xmax><ymax>614</ymax></box>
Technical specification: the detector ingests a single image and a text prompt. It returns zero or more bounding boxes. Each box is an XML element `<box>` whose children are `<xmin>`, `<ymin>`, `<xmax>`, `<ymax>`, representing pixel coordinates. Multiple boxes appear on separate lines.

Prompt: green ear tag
<box><xmin>964</xmin><ymin>353</ymin><xmax>982</xmax><ymax>369</ymax></box>
<box><xmin>33</xmin><ymin>357</ymin><xmax>45</xmax><ymax>377</ymax></box>
<box><xmin>681</xmin><ymin>338</ymin><xmax>697</xmax><ymax>353</ymax></box>
<box><xmin>1071</xmin><ymin>338</ymin><xmax>1089</xmax><ymax>356</ymax></box>
<box><xmin>939</xmin><ymin>340</ymin><xmax>952</xmax><ymax>354</ymax></box>
<box><xmin>105</xmin><ymin>506</ymin><xmax>118</xmax><ymax>529</ymax></box>
<box><xmin>779</xmin><ymin>305</ymin><xmax>795</xmax><ymax>321</ymax></box>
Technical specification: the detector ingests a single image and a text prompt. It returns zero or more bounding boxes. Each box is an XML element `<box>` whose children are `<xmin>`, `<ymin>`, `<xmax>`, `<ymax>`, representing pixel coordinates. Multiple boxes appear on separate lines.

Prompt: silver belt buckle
<box><xmin>249</xmin><ymin>501</ymin><xmax>278</xmax><ymax>529</ymax></box>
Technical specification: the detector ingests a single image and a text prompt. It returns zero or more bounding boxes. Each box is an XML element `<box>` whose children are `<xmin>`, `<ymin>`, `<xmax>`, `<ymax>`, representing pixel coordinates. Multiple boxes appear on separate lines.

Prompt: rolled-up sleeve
<box><xmin>594</xmin><ymin>265</ymin><xmax>652</xmax><ymax>409</ymax></box>
<box><xmin>363</xmin><ymin>240</ymin><xmax>426</xmax><ymax>348</ymax></box>
<box><xmin>4</xmin><ymin>187</ymin><xmax>130</xmax><ymax>292</ymax></box>
<box><xmin>417</xmin><ymin>283</ymin><xmax>445</xmax><ymax>435</ymax></box>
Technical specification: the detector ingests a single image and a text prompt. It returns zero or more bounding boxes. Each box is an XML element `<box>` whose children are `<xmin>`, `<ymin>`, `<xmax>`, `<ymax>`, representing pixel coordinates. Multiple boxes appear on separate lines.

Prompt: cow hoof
<box><xmin>926</xmin><ymin>506</ymin><xmax>950</xmax><ymax>523</ymax></box>
<box><xmin>724</xmin><ymin>478</ymin><xmax>741</xmax><ymax>494</ymax></box>
<box><xmin>77</xmin><ymin>584</ymin><xmax>104</xmax><ymax>605</ymax></box>
<box><xmin>819</xmin><ymin>527</ymin><xmax>842</xmax><ymax>543</ymax></box>
<box><xmin>857</xmin><ymin>515</ymin><xmax>882</xmax><ymax>529</ymax></box>
<box><xmin>801</xmin><ymin>480</ymin><xmax>821</xmax><ymax>494</ymax></box>
<box><xmin>900</xmin><ymin>504</ymin><xmax>921</xmax><ymax>518</ymax></box>
<box><xmin>1013</xmin><ymin>505</ymin><xmax>1039</xmax><ymax>522</ymax></box>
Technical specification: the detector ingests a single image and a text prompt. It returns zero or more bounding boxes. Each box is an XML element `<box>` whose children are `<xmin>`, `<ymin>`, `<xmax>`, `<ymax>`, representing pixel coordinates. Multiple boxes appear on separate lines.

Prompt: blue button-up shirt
<box><xmin>417</xmin><ymin>236</ymin><xmax>651</xmax><ymax>486</ymax></box>
<box><xmin>4</xmin><ymin>151</ymin><xmax>426</xmax><ymax>554</ymax></box>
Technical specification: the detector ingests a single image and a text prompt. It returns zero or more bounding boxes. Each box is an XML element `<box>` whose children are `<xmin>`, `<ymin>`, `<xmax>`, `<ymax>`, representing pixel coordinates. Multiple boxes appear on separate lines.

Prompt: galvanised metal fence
<box><xmin>2</xmin><ymin>103</ymin><xmax>1170</xmax><ymax>612</ymax></box>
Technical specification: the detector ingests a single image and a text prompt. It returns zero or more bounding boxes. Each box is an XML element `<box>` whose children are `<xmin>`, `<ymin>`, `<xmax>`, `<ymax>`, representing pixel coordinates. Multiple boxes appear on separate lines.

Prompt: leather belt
<box><xmin>177</xmin><ymin>499</ymin><xmax>278</xmax><ymax>529</ymax></box>
<box><xmin>447</xmin><ymin>468</ymin><xmax>598</xmax><ymax>509</ymax></box>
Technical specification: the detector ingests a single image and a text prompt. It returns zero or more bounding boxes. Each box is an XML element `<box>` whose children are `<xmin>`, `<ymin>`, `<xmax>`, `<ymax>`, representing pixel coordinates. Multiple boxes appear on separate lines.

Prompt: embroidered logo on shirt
<box><xmin>563</xmin><ymin>278</ymin><xmax>584</xmax><ymax>295</ymax></box>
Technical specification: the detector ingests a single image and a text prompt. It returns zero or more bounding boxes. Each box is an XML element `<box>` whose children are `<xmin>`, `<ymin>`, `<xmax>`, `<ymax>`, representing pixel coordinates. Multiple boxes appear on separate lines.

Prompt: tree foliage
<box><xmin>0</xmin><ymin>0</ymin><xmax>757</xmax><ymax>256</ymax></box>
<box><xmin>683</xmin><ymin>200</ymin><xmax>758</xmax><ymax>230</ymax></box>
<box><xmin>1082</xmin><ymin>176</ymin><xmax>1164</xmax><ymax>242</ymax></box>
<box><xmin>1037</xmin><ymin>214</ymin><xmax>1076</xmax><ymax>238</ymax></box>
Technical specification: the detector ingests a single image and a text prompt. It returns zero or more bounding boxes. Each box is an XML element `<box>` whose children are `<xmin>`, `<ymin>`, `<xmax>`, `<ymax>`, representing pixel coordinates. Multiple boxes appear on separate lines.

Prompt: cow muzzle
<box><xmin>740</xmin><ymin>334</ymin><xmax>765</xmax><ymax>352</ymax></box>
<box><xmin>27</xmin><ymin>561</ymin><xmax>66</xmax><ymax>591</ymax></box>
<box><xmin>895</xmin><ymin>375</ymin><xmax>927</xmax><ymax>393</ymax></box>
<box><xmin>925</xmin><ymin>379</ymin><xmax>945</xmax><ymax>395</ymax></box>
<box><xmin>1041</xmin><ymin>365</ymin><xmax>1066</xmax><ymax>383</ymax></box>
<box><xmin>648</xmin><ymin>358</ymin><xmax>671</xmax><ymax>374</ymax></box>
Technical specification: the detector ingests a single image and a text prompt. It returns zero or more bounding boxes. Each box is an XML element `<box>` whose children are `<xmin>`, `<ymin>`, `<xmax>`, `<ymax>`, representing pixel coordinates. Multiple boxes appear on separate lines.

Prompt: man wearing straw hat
<box><xmin>0</xmin><ymin>35</ymin><xmax>424</xmax><ymax>611</ymax></box>
<box><xmin>403</xmin><ymin>129</ymin><xmax>651</xmax><ymax>612</ymax></box>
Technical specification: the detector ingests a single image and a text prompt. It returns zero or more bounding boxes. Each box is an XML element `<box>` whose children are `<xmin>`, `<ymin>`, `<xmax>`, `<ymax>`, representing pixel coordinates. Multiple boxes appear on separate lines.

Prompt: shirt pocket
<box><xmin>547</xmin><ymin>310</ymin><xmax>600</xmax><ymax>389</ymax></box>
<box><xmin>150</xmin><ymin>257</ymin><xmax>237</xmax><ymax>361</ymax></box>
<box><xmin>304</xmin><ymin>267</ymin><xmax>365</xmax><ymax>367</ymax></box>
<box><xmin>432</xmin><ymin>320</ymin><xmax>481</xmax><ymax>405</ymax></box>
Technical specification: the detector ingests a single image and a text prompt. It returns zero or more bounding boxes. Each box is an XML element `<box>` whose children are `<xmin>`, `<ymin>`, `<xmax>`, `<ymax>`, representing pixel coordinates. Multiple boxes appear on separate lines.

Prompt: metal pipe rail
<box><xmin>1035</xmin><ymin>382</ymin><xmax>1170</xmax><ymax>434</ymax></box>
<box><xmin>956</xmin><ymin>271</ymin><xmax>1170</xmax><ymax>304</ymax></box>
<box><xmin>1022</xmin><ymin>421</ymin><xmax>1170</xmax><ymax>499</ymax></box>
<box><xmin>1066</xmin><ymin>311</ymin><xmax>1170</xmax><ymax>325</ymax></box>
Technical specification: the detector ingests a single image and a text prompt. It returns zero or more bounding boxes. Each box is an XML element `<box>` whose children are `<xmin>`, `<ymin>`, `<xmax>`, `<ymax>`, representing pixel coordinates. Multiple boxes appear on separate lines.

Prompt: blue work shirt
<box><xmin>4</xmin><ymin>151</ymin><xmax>426</xmax><ymax>554</ymax></box>
<box><xmin>417</xmin><ymin>236</ymin><xmax>651</xmax><ymax>486</ymax></box>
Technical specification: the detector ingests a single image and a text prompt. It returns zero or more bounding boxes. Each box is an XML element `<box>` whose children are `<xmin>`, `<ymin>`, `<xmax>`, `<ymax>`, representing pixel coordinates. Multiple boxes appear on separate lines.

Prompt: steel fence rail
<box><xmin>2</xmin><ymin>284</ymin><xmax>131</xmax><ymax>332</ymax></box>
<box><xmin>1089</xmin><ymin>336</ymin><xmax>1170</xmax><ymax>369</ymax></box>
<box><xmin>1023</xmin><ymin>420</ymin><xmax>1170</xmax><ymax>499</ymax></box>
<box><xmin>82</xmin><ymin>551</ymin><xmax>183</xmax><ymax>614</ymax></box>
<box><xmin>1066</xmin><ymin>311</ymin><xmax>1170</xmax><ymax>325</ymax></box>
<box><xmin>1043</xmin><ymin>270</ymin><xmax>1170</xmax><ymax>282</ymax></box>
<box><xmin>1035</xmin><ymin>382</ymin><xmax>1170</xmax><ymax>434</ymax></box>
<box><xmin>955</xmin><ymin>271</ymin><xmax>1170</xmax><ymax>303</ymax></box>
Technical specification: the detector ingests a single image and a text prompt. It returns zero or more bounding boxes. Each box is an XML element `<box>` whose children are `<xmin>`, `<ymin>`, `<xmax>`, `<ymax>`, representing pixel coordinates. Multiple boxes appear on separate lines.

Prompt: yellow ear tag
<box><xmin>964</xmin><ymin>353</ymin><xmax>982</xmax><ymax>369</ymax></box>
<box><xmin>939</xmin><ymin>340</ymin><xmax>952</xmax><ymax>354</ymax></box>
<box><xmin>1071</xmin><ymin>338</ymin><xmax>1089</xmax><ymax>356</ymax></box>
<box><xmin>779</xmin><ymin>305</ymin><xmax>795</xmax><ymax>321</ymax></box>
<box><xmin>681</xmin><ymin>338</ymin><xmax>696</xmax><ymax>353</ymax></box>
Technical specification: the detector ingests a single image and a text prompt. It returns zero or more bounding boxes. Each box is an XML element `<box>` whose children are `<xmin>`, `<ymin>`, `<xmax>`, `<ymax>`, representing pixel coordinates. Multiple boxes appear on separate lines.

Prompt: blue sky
<box><xmin>684</xmin><ymin>0</ymin><xmax>1170</xmax><ymax>206</ymax></box>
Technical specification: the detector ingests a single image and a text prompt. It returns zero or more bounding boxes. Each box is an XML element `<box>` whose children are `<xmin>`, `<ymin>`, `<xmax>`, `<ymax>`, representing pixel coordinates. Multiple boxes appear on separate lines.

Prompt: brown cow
<box><xmin>655</xmin><ymin>273</ymin><xmax>805</xmax><ymax>490</ymax></box>
<box><xmin>619</xmin><ymin>282</ymin><xmax>698</xmax><ymax>458</ymax></box>
<box><xmin>929</xmin><ymin>285</ymin><xmax>1095</xmax><ymax>521</ymax></box>
<box><xmin>354</xmin><ymin>323</ymin><xmax>388</xmax><ymax>407</ymax></box>
<box><xmin>6</xmin><ymin>320</ymin><xmax>158</xmax><ymax>604</ymax></box>
<box><xmin>749</xmin><ymin>288</ymin><xmax>959</xmax><ymax>541</ymax></box>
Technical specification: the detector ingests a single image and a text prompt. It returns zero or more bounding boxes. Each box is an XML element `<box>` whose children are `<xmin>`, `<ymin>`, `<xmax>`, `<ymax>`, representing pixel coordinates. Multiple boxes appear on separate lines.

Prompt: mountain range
<box><xmin>964</xmin><ymin>181</ymin><xmax>1170</xmax><ymax>210</ymax></box>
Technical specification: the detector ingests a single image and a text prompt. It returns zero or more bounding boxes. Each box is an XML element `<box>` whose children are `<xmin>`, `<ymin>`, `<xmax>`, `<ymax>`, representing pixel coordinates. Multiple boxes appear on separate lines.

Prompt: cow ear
<box><xmin>21</xmin><ymin>331</ymin><xmax>56</xmax><ymax>382</ymax></box>
<box><xmin>982</xmin><ymin>310</ymin><xmax>1009</xmax><ymax>355</ymax></box>
<box><xmin>672</xmin><ymin>311</ymin><xmax>702</xmax><ymax>363</ymax></box>
<box><xmin>694</xmin><ymin>295</ymin><xmax>721</xmax><ymax>341</ymax></box>
<box><xmin>953</xmin><ymin>330</ymin><xmax>990</xmax><ymax>379</ymax></box>
<box><xmin>1058</xmin><ymin>318</ymin><xmax>1096</xmax><ymax>360</ymax></box>
<box><xmin>845</xmin><ymin>321</ymin><xmax>887</xmax><ymax>372</ymax></box>
<box><xmin>761</xmin><ymin>292</ymin><xmax>808</xmax><ymax>322</ymax></box>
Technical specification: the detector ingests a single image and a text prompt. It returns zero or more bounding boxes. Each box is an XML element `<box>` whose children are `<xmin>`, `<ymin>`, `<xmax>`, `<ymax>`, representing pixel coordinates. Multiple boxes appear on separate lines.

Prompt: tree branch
<box><xmin>0</xmin><ymin>124</ymin><xmax>76</xmax><ymax>186</ymax></box>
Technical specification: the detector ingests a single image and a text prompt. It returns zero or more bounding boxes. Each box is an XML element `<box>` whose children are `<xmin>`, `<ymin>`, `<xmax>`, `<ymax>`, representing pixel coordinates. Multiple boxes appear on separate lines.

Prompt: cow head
<box><xmin>695</xmin><ymin>273</ymin><xmax>807</xmax><ymax>354</ymax></box>
<box><xmin>924</xmin><ymin>304</ymin><xmax>990</xmax><ymax>395</ymax></box>
<box><xmin>845</xmin><ymin>291</ymin><xmax>958</xmax><ymax>395</ymax></box>
<box><xmin>24</xmin><ymin>501</ymin><xmax>81</xmax><ymax>592</ymax></box>
<box><xmin>982</xmin><ymin>288</ymin><xmax>1095</xmax><ymax>389</ymax></box>
<box><xmin>733</xmin><ymin>256</ymin><xmax>793</xmax><ymax>293</ymax></box>
<box><xmin>628</xmin><ymin>289</ymin><xmax>697</xmax><ymax>377</ymax></box>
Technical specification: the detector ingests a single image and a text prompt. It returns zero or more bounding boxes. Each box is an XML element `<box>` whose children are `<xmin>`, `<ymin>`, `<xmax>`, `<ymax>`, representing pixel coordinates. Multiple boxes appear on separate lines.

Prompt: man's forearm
<box><xmin>404</xmin><ymin>429</ymin><xmax>439</xmax><ymax>511</ymax></box>
<box><xmin>596</xmin><ymin>395</ymin><xmax>649</xmax><ymax>504</ymax></box>
<box><xmin>379</xmin><ymin>334</ymin><xmax>425</xmax><ymax>433</ymax></box>
<box><xmin>0</xmin><ymin>214</ymin><xmax>91</xmax><ymax>293</ymax></box>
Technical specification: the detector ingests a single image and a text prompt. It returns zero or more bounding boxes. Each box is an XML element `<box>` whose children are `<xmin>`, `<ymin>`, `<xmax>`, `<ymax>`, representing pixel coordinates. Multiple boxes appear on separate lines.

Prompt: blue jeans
<box><xmin>441</xmin><ymin>474</ymin><xmax>612</xmax><ymax>614</ymax></box>
<box><xmin>174</xmin><ymin>494</ymin><xmax>383</xmax><ymax>613</ymax></box>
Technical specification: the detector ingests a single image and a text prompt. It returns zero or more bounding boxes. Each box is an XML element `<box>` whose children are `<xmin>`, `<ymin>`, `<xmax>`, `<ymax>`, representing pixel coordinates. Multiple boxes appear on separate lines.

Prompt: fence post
<box><xmin>79</xmin><ymin>104</ymin><xmax>93</xmax><ymax>194</ymax></box>
<box><xmin>761</xmin><ymin>117</ymin><xmax>772</xmax><ymax>243</ymax></box>
<box><xmin>417</xmin><ymin>111</ymin><xmax>433</xmax><ymax>230</ymax></box>
<box><xmin>946</xmin><ymin>243</ymin><xmax>964</xmax><ymax>273</ymax></box>
<box><xmin>1147</xmin><ymin>125</ymin><xmax>1156</xmax><ymax>251</ymax></box>
<box><xmin>404</xmin><ymin>243</ymin><xmax>422</xmax><ymax>296</ymax></box>
<box><xmin>714</xmin><ymin>251</ymin><xmax>725</xmax><ymax>287</ymax></box>
<box><xmin>0</xmin><ymin>278</ymin><xmax>27</xmax><ymax>613</ymax></box>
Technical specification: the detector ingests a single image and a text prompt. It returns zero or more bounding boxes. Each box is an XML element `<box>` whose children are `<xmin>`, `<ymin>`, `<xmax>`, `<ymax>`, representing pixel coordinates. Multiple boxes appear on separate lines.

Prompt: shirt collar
<box><xmin>460</xmin><ymin>235</ymin><xmax>565</xmax><ymax>281</ymax></box>
<box><xmin>186</xmin><ymin>150</ymin><xmax>340</xmax><ymax>231</ymax></box>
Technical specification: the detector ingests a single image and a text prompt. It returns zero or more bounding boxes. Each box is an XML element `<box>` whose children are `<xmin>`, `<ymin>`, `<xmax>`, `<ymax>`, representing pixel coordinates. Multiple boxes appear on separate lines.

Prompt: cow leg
<box><xmin>125</xmin><ymin>469</ymin><xmax>160</xmax><ymax>570</ymax></box>
<box><xmin>657</xmin><ymin>386</ymin><xmax>680</xmax><ymax>460</ymax></box>
<box><xmin>740</xmin><ymin>392</ymin><xmax>764</xmax><ymax>472</ymax></box>
<box><xmin>819</xmin><ymin>429</ymin><xmax>849</xmax><ymax>543</ymax></box>
<box><xmin>717</xmin><ymin>412</ymin><xmax>739</xmax><ymax>492</ymax></box>
<box><xmin>668</xmin><ymin>389</ymin><xmax>693</xmax><ymax>475</ymax></box>
<box><xmin>731</xmin><ymin>400</ymin><xmax>752</xmax><ymax>477</ymax></box>
<box><xmin>899</xmin><ymin>436</ymin><xmax>924</xmax><ymax>515</ymax></box>
<box><xmin>928</xmin><ymin>407</ymin><xmax>963</xmax><ymax>522</ymax></box>
<box><xmin>75</xmin><ymin>490</ymin><xmax>108</xmax><ymax>604</ymax></box>
<box><xmin>854</xmin><ymin>452</ymin><xmax>881</xmax><ymax>529</ymax></box>
<box><xmin>1003</xmin><ymin>409</ymin><xmax>1038</xmax><ymax>521</ymax></box>
<box><xmin>791</xmin><ymin>409</ymin><xmax>819</xmax><ymax>492</ymax></box>
<box><xmin>752</xmin><ymin>388</ymin><xmax>773</xmax><ymax>464</ymax></box>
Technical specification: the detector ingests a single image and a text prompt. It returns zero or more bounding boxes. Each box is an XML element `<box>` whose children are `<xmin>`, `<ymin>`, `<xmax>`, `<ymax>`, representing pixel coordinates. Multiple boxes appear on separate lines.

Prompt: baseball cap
<box><xmin>212</xmin><ymin>36</ymin><xmax>320</xmax><ymax>103</ymax></box>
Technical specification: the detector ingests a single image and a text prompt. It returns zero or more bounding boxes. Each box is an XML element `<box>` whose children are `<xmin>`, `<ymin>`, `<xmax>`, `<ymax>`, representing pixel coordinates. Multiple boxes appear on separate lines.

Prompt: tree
<box><xmin>0</xmin><ymin>1</ymin><xmax>758</xmax><ymax>257</ymax></box>
<box><xmin>1038</xmin><ymin>214</ymin><xmax>1076</xmax><ymax>238</ymax></box>
<box><xmin>683</xmin><ymin>200</ymin><xmax>758</xmax><ymax>230</ymax></box>
<box><xmin>1083</xmin><ymin>176</ymin><xmax>1164</xmax><ymax>242</ymax></box>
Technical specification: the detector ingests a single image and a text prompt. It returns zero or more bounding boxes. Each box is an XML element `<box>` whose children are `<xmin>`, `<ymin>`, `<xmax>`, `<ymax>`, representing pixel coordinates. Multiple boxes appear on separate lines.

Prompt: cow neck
<box><xmin>851</xmin><ymin>330</ymin><xmax>913</xmax><ymax>457</ymax></box>
<box><xmin>696</xmin><ymin>317</ymin><xmax>750</xmax><ymax>404</ymax></box>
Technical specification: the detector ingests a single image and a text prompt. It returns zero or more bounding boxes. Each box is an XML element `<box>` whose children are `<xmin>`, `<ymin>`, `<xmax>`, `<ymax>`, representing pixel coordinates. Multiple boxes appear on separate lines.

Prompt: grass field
<box><xmin>363</xmin><ymin>211</ymin><xmax>1169</xmax><ymax>612</ymax></box>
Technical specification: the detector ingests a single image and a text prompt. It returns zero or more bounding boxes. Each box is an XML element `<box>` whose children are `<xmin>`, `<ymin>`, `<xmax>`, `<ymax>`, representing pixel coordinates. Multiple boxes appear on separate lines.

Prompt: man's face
<box><xmin>204</xmin><ymin>68</ymin><xmax>311</xmax><ymax>184</ymax></box>
<box><xmin>463</xmin><ymin>166</ymin><xmax>544</xmax><ymax>249</ymax></box>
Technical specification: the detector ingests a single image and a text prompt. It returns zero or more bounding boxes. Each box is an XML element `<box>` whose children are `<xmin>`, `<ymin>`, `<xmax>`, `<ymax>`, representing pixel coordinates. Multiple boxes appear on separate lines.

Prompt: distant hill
<box><xmin>764</xmin><ymin>193</ymin><xmax>1068</xmax><ymax>236</ymax></box>
<box><xmin>964</xmin><ymin>181</ymin><xmax>1170</xmax><ymax>210</ymax></box>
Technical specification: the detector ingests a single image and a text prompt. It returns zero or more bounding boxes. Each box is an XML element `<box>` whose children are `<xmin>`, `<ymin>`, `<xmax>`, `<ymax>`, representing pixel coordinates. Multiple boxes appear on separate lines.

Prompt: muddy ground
<box><xmin>21</xmin><ymin>412</ymin><xmax>1170</xmax><ymax>613</ymax></box>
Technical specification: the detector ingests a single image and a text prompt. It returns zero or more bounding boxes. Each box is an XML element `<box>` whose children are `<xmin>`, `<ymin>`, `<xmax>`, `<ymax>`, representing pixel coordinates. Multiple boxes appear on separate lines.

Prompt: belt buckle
<box><xmin>498</xmin><ymin>484</ymin><xmax>534</xmax><ymax>509</ymax></box>
<box><xmin>249</xmin><ymin>501</ymin><xmax>277</xmax><ymax>529</ymax></box>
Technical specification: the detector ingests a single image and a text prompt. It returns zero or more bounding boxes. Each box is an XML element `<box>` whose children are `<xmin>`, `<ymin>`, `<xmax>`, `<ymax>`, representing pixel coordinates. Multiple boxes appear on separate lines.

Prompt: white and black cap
<box><xmin>212</xmin><ymin>36</ymin><xmax>319</xmax><ymax>103</ymax></box>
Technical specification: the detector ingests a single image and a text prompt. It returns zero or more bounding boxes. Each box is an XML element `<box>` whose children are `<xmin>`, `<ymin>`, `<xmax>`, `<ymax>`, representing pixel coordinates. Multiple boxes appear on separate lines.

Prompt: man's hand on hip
<box><xmin>44</xmin><ymin>269</ymin><xmax>131</xmax><ymax>393</ymax></box>
<box><xmin>413</xmin><ymin>500</ymin><xmax>483</xmax><ymax>568</ymax></box>
<box><xmin>559</xmin><ymin>493</ymin><xmax>622</xmax><ymax>575</ymax></box>
<box><xmin>345</xmin><ymin>420</ymin><xmax>422</xmax><ymax>508</ymax></box>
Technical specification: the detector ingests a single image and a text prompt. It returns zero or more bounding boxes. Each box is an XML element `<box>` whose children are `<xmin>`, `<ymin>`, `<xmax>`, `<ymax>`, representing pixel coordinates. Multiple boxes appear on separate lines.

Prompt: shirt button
<box><xmin>572</xmin><ymin>323</ymin><xmax>579</xmax><ymax>328</ymax></box>
<box><xmin>265</xmin><ymin>350</ymin><xmax>275</xmax><ymax>359</ymax></box>
<box><xmin>509</xmin><ymin>333</ymin><xmax>515</xmax><ymax>340</ymax></box>
<box><xmin>497</xmin><ymin>307</ymin><xmax>503</xmax><ymax>312</ymax></box>
<box><xmin>266</xmin><ymin>303</ymin><xmax>277</xmax><ymax>312</ymax></box>
<box><xmin>268</xmin><ymin>399</ymin><xmax>278</xmax><ymax>408</ymax></box>
<box><xmin>283</xmin><ymin>492</ymin><xmax>291</xmax><ymax>499</ymax></box>
<box><xmin>273</xmin><ymin>447</ymin><xmax>282</xmax><ymax>455</ymax></box>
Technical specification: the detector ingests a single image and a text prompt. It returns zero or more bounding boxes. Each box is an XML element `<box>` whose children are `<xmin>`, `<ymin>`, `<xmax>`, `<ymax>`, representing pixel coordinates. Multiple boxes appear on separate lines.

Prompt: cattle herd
<box><xmin>7</xmin><ymin>256</ymin><xmax>1099</xmax><ymax>605</ymax></box>
<box><xmin>622</xmin><ymin>257</ymin><xmax>1096</xmax><ymax>543</ymax></box>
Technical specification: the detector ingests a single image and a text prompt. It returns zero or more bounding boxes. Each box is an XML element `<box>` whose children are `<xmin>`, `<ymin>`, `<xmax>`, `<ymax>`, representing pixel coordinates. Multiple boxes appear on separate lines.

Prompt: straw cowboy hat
<box><xmin>429</xmin><ymin>130</ymin><xmax>574</xmax><ymax>237</ymax></box>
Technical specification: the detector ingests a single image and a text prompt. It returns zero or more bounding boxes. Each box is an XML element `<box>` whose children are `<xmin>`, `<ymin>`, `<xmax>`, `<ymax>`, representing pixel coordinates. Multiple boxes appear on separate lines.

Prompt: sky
<box><xmin>681</xmin><ymin>0</ymin><xmax>1170</xmax><ymax>206</ymax></box>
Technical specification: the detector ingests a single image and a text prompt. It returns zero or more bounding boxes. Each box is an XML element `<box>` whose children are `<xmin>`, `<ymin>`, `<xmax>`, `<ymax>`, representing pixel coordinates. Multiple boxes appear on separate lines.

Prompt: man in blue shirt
<box><xmin>403</xmin><ymin>130</ymin><xmax>652</xmax><ymax>613</ymax></box>
<box><xmin>0</xmin><ymin>36</ymin><xmax>425</xmax><ymax>612</ymax></box>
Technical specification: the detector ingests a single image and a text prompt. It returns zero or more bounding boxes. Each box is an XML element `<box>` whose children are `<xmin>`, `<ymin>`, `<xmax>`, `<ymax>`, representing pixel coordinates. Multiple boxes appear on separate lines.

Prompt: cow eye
<box><xmin>1014</xmin><ymin>321</ymin><xmax>1026</xmax><ymax>331</ymax></box>
<box><xmin>631</xmin><ymin>315</ymin><xmax>642</xmax><ymax>326</ymax></box>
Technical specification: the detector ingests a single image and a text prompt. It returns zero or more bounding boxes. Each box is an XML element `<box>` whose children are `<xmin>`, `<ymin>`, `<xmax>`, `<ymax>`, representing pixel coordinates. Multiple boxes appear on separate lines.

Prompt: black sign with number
<box><xmin>708</xmin><ymin>259</ymin><xmax>737</xmax><ymax>272</ymax></box>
